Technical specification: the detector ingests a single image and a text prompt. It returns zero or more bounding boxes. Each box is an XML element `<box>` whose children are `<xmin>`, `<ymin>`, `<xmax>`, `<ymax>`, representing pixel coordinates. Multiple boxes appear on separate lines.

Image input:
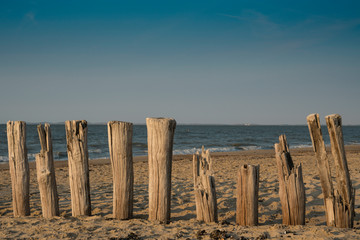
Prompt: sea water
<box><xmin>0</xmin><ymin>124</ymin><xmax>359</xmax><ymax>162</ymax></box>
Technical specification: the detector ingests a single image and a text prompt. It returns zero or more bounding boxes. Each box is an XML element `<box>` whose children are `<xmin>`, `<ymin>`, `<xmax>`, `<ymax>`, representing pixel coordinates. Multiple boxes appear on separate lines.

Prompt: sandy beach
<box><xmin>0</xmin><ymin>146</ymin><xmax>360</xmax><ymax>239</ymax></box>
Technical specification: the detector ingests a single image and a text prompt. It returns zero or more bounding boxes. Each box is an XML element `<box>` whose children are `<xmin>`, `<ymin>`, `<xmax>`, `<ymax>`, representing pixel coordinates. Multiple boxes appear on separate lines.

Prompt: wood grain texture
<box><xmin>108</xmin><ymin>121</ymin><xmax>133</xmax><ymax>220</ymax></box>
<box><xmin>325</xmin><ymin>114</ymin><xmax>355</xmax><ymax>228</ymax></box>
<box><xmin>274</xmin><ymin>135</ymin><xmax>305</xmax><ymax>225</ymax></box>
<box><xmin>65</xmin><ymin>120</ymin><xmax>91</xmax><ymax>216</ymax></box>
<box><xmin>307</xmin><ymin>113</ymin><xmax>335</xmax><ymax>226</ymax></box>
<box><xmin>7</xmin><ymin>121</ymin><xmax>30</xmax><ymax>217</ymax></box>
<box><xmin>35</xmin><ymin>123</ymin><xmax>59</xmax><ymax>218</ymax></box>
<box><xmin>146</xmin><ymin>117</ymin><xmax>176</xmax><ymax>223</ymax></box>
<box><xmin>236</xmin><ymin>164</ymin><xmax>259</xmax><ymax>226</ymax></box>
<box><xmin>193</xmin><ymin>146</ymin><xmax>218</xmax><ymax>223</ymax></box>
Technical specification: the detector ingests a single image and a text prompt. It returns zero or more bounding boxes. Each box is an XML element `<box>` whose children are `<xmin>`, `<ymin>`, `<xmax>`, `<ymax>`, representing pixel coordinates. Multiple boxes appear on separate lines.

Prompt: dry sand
<box><xmin>0</xmin><ymin>146</ymin><xmax>360</xmax><ymax>239</ymax></box>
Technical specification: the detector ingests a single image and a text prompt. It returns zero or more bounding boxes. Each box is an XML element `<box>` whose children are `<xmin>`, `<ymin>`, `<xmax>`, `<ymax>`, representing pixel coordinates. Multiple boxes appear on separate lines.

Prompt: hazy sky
<box><xmin>1</xmin><ymin>1</ymin><xmax>359</xmax><ymax>124</ymax></box>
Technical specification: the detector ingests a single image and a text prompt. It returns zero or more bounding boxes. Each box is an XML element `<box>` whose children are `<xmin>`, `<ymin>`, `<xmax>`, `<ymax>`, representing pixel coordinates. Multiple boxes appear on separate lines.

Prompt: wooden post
<box><xmin>146</xmin><ymin>117</ymin><xmax>176</xmax><ymax>223</ymax></box>
<box><xmin>35</xmin><ymin>123</ymin><xmax>59</xmax><ymax>218</ymax></box>
<box><xmin>306</xmin><ymin>113</ymin><xmax>335</xmax><ymax>226</ymax></box>
<box><xmin>325</xmin><ymin>114</ymin><xmax>355</xmax><ymax>228</ymax></box>
<box><xmin>274</xmin><ymin>135</ymin><xmax>305</xmax><ymax>225</ymax></box>
<box><xmin>193</xmin><ymin>146</ymin><xmax>218</xmax><ymax>223</ymax></box>
<box><xmin>236</xmin><ymin>164</ymin><xmax>259</xmax><ymax>226</ymax></box>
<box><xmin>108</xmin><ymin>121</ymin><xmax>133</xmax><ymax>220</ymax></box>
<box><xmin>7</xmin><ymin>121</ymin><xmax>30</xmax><ymax>217</ymax></box>
<box><xmin>65</xmin><ymin>120</ymin><xmax>91</xmax><ymax>216</ymax></box>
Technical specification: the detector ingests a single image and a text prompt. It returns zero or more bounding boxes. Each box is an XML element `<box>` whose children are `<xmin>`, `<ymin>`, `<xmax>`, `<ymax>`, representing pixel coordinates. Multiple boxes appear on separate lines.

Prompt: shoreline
<box><xmin>1</xmin><ymin>144</ymin><xmax>359</xmax><ymax>170</ymax></box>
<box><xmin>2</xmin><ymin>147</ymin><xmax>295</xmax><ymax>170</ymax></box>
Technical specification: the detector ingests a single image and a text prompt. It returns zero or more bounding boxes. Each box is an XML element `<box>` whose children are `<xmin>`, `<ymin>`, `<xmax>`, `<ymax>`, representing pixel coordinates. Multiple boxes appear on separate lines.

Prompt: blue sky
<box><xmin>1</xmin><ymin>1</ymin><xmax>360</xmax><ymax>124</ymax></box>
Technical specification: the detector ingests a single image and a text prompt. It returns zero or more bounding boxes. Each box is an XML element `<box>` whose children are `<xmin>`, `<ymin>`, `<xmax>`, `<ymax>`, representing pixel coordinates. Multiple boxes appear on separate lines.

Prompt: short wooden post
<box><xmin>65</xmin><ymin>120</ymin><xmax>91</xmax><ymax>216</ymax></box>
<box><xmin>274</xmin><ymin>135</ymin><xmax>305</xmax><ymax>225</ymax></box>
<box><xmin>108</xmin><ymin>121</ymin><xmax>133</xmax><ymax>220</ymax></box>
<box><xmin>236</xmin><ymin>164</ymin><xmax>259</xmax><ymax>226</ymax></box>
<box><xmin>35</xmin><ymin>123</ymin><xmax>59</xmax><ymax>218</ymax></box>
<box><xmin>193</xmin><ymin>146</ymin><xmax>218</xmax><ymax>223</ymax></box>
<box><xmin>7</xmin><ymin>121</ymin><xmax>30</xmax><ymax>217</ymax></box>
<box><xmin>325</xmin><ymin>114</ymin><xmax>355</xmax><ymax>228</ymax></box>
<box><xmin>307</xmin><ymin>113</ymin><xmax>335</xmax><ymax>226</ymax></box>
<box><xmin>146</xmin><ymin>117</ymin><xmax>176</xmax><ymax>223</ymax></box>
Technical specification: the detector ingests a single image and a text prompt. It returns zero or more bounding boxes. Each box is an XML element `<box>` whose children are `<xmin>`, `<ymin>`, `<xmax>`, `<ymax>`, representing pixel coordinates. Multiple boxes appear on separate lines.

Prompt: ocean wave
<box><xmin>1</xmin><ymin>153</ymin><xmax>39</xmax><ymax>162</ymax></box>
<box><xmin>173</xmin><ymin>146</ymin><xmax>238</xmax><ymax>155</ymax></box>
<box><xmin>292</xmin><ymin>144</ymin><xmax>313</xmax><ymax>149</ymax></box>
<box><xmin>89</xmin><ymin>149</ymin><xmax>102</xmax><ymax>153</ymax></box>
<box><xmin>2</xmin><ymin>152</ymin><xmax>71</xmax><ymax>162</ymax></box>
<box><xmin>231</xmin><ymin>143</ymin><xmax>261</xmax><ymax>151</ymax></box>
<box><xmin>0</xmin><ymin>155</ymin><xmax>8</xmax><ymax>162</ymax></box>
<box><xmin>28</xmin><ymin>153</ymin><xmax>37</xmax><ymax>161</ymax></box>
<box><xmin>133</xmin><ymin>142</ymin><xmax>147</xmax><ymax>148</ymax></box>
<box><xmin>240</xmin><ymin>146</ymin><xmax>262</xmax><ymax>151</ymax></box>
<box><xmin>55</xmin><ymin>151</ymin><xmax>68</xmax><ymax>158</ymax></box>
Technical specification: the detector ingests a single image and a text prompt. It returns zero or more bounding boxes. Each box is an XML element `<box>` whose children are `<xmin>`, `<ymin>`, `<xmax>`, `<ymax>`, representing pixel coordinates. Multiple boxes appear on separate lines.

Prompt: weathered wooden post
<box><xmin>236</xmin><ymin>164</ymin><xmax>259</xmax><ymax>226</ymax></box>
<box><xmin>65</xmin><ymin>120</ymin><xmax>91</xmax><ymax>216</ymax></box>
<box><xmin>307</xmin><ymin>113</ymin><xmax>355</xmax><ymax>228</ymax></box>
<box><xmin>274</xmin><ymin>135</ymin><xmax>305</xmax><ymax>225</ymax></box>
<box><xmin>108</xmin><ymin>121</ymin><xmax>133</xmax><ymax>220</ymax></box>
<box><xmin>146</xmin><ymin>117</ymin><xmax>176</xmax><ymax>223</ymax></box>
<box><xmin>7</xmin><ymin>121</ymin><xmax>30</xmax><ymax>217</ymax></box>
<box><xmin>35</xmin><ymin>123</ymin><xmax>59</xmax><ymax>218</ymax></box>
<box><xmin>325</xmin><ymin>114</ymin><xmax>355</xmax><ymax>228</ymax></box>
<box><xmin>193</xmin><ymin>146</ymin><xmax>218</xmax><ymax>223</ymax></box>
<box><xmin>307</xmin><ymin>113</ymin><xmax>335</xmax><ymax>226</ymax></box>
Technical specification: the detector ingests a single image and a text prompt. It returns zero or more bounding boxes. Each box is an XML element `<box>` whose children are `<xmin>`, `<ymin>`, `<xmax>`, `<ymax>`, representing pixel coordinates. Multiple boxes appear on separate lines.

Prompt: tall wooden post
<box><xmin>193</xmin><ymin>147</ymin><xmax>218</xmax><ymax>223</ymax></box>
<box><xmin>108</xmin><ymin>121</ymin><xmax>133</xmax><ymax>220</ymax></box>
<box><xmin>236</xmin><ymin>164</ymin><xmax>259</xmax><ymax>226</ymax></box>
<box><xmin>325</xmin><ymin>114</ymin><xmax>355</xmax><ymax>228</ymax></box>
<box><xmin>274</xmin><ymin>135</ymin><xmax>305</xmax><ymax>225</ymax></box>
<box><xmin>7</xmin><ymin>121</ymin><xmax>30</xmax><ymax>217</ymax></box>
<box><xmin>307</xmin><ymin>113</ymin><xmax>335</xmax><ymax>226</ymax></box>
<box><xmin>65</xmin><ymin>120</ymin><xmax>91</xmax><ymax>216</ymax></box>
<box><xmin>35</xmin><ymin>123</ymin><xmax>59</xmax><ymax>218</ymax></box>
<box><xmin>146</xmin><ymin>117</ymin><xmax>176</xmax><ymax>223</ymax></box>
<box><xmin>307</xmin><ymin>113</ymin><xmax>355</xmax><ymax>228</ymax></box>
